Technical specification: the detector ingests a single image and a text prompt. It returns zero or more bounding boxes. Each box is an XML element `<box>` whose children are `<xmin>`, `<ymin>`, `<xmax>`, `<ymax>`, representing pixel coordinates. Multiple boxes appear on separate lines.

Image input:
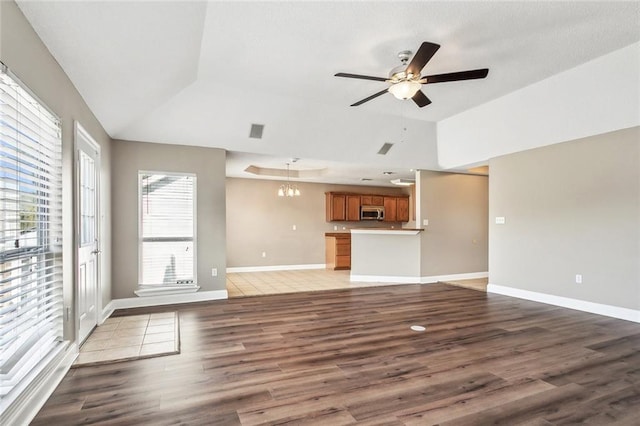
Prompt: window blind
<box><xmin>139</xmin><ymin>173</ymin><xmax>195</xmax><ymax>286</ymax></box>
<box><xmin>0</xmin><ymin>65</ymin><xmax>63</xmax><ymax>404</ymax></box>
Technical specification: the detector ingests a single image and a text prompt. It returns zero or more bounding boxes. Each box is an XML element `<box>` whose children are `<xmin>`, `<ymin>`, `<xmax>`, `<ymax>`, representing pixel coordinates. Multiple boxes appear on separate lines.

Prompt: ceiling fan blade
<box><xmin>406</xmin><ymin>42</ymin><xmax>440</xmax><ymax>77</ymax></box>
<box><xmin>424</xmin><ymin>68</ymin><xmax>489</xmax><ymax>84</ymax></box>
<box><xmin>412</xmin><ymin>90</ymin><xmax>431</xmax><ymax>108</ymax></box>
<box><xmin>335</xmin><ymin>73</ymin><xmax>388</xmax><ymax>82</ymax></box>
<box><xmin>350</xmin><ymin>88</ymin><xmax>389</xmax><ymax>106</ymax></box>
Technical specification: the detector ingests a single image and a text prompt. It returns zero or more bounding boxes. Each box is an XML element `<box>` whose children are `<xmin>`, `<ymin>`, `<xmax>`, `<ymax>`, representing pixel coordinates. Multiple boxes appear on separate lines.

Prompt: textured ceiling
<box><xmin>16</xmin><ymin>1</ymin><xmax>640</xmax><ymax>183</ymax></box>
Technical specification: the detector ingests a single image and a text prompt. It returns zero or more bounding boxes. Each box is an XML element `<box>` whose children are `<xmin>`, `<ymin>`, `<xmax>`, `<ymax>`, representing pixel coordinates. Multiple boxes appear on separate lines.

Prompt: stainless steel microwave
<box><xmin>361</xmin><ymin>206</ymin><xmax>385</xmax><ymax>221</ymax></box>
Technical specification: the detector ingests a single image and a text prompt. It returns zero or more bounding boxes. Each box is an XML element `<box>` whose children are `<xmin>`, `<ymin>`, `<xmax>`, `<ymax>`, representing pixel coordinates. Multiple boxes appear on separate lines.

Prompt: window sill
<box><xmin>134</xmin><ymin>285</ymin><xmax>200</xmax><ymax>297</ymax></box>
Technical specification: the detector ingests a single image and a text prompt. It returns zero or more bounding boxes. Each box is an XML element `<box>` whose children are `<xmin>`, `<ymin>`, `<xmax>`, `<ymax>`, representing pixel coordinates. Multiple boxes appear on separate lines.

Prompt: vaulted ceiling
<box><xmin>17</xmin><ymin>1</ymin><xmax>640</xmax><ymax>186</ymax></box>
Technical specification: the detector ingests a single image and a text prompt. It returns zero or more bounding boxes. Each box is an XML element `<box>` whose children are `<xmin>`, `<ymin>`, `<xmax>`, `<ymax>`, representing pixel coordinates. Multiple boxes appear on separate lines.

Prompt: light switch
<box><xmin>422</xmin><ymin>219</ymin><xmax>429</xmax><ymax>226</ymax></box>
<box><xmin>495</xmin><ymin>217</ymin><xmax>506</xmax><ymax>225</ymax></box>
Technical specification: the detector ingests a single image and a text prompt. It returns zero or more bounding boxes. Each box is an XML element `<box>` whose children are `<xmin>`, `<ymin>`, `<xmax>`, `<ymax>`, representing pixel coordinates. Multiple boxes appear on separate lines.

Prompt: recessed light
<box><xmin>410</xmin><ymin>325</ymin><xmax>426</xmax><ymax>332</ymax></box>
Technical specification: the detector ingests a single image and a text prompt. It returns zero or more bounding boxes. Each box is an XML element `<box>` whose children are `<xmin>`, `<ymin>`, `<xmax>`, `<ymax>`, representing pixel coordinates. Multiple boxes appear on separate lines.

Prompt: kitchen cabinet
<box><xmin>326</xmin><ymin>193</ymin><xmax>346</xmax><ymax>221</ymax></box>
<box><xmin>346</xmin><ymin>195</ymin><xmax>361</xmax><ymax>221</ymax></box>
<box><xmin>325</xmin><ymin>233</ymin><xmax>351</xmax><ymax>270</ymax></box>
<box><xmin>325</xmin><ymin>193</ymin><xmax>359</xmax><ymax>222</ymax></box>
<box><xmin>383</xmin><ymin>196</ymin><xmax>410</xmax><ymax>222</ymax></box>
<box><xmin>397</xmin><ymin>197</ymin><xmax>410</xmax><ymax>222</ymax></box>
<box><xmin>384</xmin><ymin>197</ymin><xmax>397</xmax><ymax>222</ymax></box>
<box><xmin>361</xmin><ymin>195</ymin><xmax>384</xmax><ymax>206</ymax></box>
<box><xmin>326</xmin><ymin>192</ymin><xmax>410</xmax><ymax>222</ymax></box>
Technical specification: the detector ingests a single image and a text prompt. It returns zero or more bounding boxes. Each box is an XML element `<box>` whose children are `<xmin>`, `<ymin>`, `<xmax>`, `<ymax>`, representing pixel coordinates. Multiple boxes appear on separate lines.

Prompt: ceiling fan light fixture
<box><xmin>389</xmin><ymin>80</ymin><xmax>421</xmax><ymax>100</ymax></box>
<box><xmin>390</xmin><ymin>178</ymin><xmax>415</xmax><ymax>186</ymax></box>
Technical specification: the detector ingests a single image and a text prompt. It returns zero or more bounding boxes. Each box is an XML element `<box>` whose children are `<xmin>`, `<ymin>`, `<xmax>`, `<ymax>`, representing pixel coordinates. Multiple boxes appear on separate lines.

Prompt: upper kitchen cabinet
<box><xmin>383</xmin><ymin>196</ymin><xmax>410</xmax><ymax>223</ymax></box>
<box><xmin>361</xmin><ymin>195</ymin><xmax>384</xmax><ymax>206</ymax></box>
<box><xmin>326</xmin><ymin>192</ymin><xmax>410</xmax><ymax>222</ymax></box>
<box><xmin>326</xmin><ymin>192</ymin><xmax>360</xmax><ymax>221</ymax></box>
<box><xmin>346</xmin><ymin>195</ymin><xmax>361</xmax><ymax>221</ymax></box>
<box><xmin>383</xmin><ymin>197</ymin><xmax>397</xmax><ymax>222</ymax></box>
<box><xmin>396</xmin><ymin>196</ymin><xmax>410</xmax><ymax>222</ymax></box>
<box><xmin>326</xmin><ymin>193</ymin><xmax>346</xmax><ymax>221</ymax></box>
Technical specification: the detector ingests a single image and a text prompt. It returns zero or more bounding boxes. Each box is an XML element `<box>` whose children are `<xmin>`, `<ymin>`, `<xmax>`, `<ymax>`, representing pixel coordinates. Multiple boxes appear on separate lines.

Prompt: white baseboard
<box><xmin>488</xmin><ymin>284</ymin><xmax>640</xmax><ymax>323</ymax></box>
<box><xmin>350</xmin><ymin>271</ymin><xmax>489</xmax><ymax>285</ymax></box>
<box><xmin>100</xmin><ymin>301</ymin><xmax>115</xmax><ymax>324</ymax></box>
<box><xmin>421</xmin><ymin>271</ymin><xmax>489</xmax><ymax>284</ymax></box>
<box><xmin>1</xmin><ymin>343</ymin><xmax>77</xmax><ymax>426</ymax></box>
<box><xmin>227</xmin><ymin>264</ymin><xmax>326</xmax><ymax>273</ymax></box>
<box><xmin>110</xmin><ymin>289</ymin><xmax>228</xmax><ymax>311</ymax></box>
<box><xmin>350</xmin><ymin>275</ymin><xmax>421</xmax><ymax>284</ymax></box>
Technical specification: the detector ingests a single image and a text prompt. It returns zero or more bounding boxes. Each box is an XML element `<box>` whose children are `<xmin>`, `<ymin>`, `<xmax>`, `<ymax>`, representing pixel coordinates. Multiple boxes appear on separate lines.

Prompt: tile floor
<box><xmin>226</xmin><ymin>269</ymin><xmax>489</xmax><ymax>297</ymax></box>
<box><xmin>226</xmin><ymin>269</ymin><xmax>394</xmax><ymax>298</ymax></box>
<box><xmin>75</xmin><ymin>312</ymin><xmax>179</xmax><ymax>366</ymax></box>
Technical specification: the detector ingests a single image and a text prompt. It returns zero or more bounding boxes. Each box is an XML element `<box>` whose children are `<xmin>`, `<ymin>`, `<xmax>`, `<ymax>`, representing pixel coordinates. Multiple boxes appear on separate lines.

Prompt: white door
<box><xmin>76</xmin><ymin>123</ymin><xmax>101</xmax><ymax>344</ymax></box>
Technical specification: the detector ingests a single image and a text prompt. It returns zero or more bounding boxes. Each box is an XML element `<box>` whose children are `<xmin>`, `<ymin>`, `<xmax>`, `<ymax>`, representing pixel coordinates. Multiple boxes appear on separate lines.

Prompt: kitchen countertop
<box><xmin>324</xmin><ymin>232</ymin><xmax>351</xmax><ymax>237</ymax></box>
<box><xmin>350</xmin><ymin>228</ymin><xmax>424</xmax><ymax>235</ymax></box>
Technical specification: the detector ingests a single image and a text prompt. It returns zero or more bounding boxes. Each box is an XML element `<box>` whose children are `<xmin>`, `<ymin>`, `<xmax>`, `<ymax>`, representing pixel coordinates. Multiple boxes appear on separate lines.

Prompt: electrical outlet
<box><xmin>333</xmin><ymin>225</ymin><xmax>338</xmax><ymax>231</ymax></box>
<box><xmin>423</xmin><ymin>219</ymin><xmax>429</xmax><ymax>226</ymax></box>
<box><xmin>211</xmin><ymin>268</ymin><xmax>217</xmax><ymax>277</ymax></box>
<box><xmin>262</xmin><ymin>251</ymin><xmax>267</xmax><ymax>258</ymax></box>
<box><xmin>575</xmin><ymin>274</ymin><xmax>582</xmax><ymax>284</ymax></box>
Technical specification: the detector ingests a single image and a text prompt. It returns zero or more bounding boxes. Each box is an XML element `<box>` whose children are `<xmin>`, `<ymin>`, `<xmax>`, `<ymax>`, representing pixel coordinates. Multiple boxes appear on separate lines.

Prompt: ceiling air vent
<box><xmin>249</xmin><ymin>123</ymin><xmax>265</xmax><ymax>139</ymax></box>
<box><xmin>377</xmin><ymin>142</ymin><xmax>394</xmax><ymax>155</ymax></box>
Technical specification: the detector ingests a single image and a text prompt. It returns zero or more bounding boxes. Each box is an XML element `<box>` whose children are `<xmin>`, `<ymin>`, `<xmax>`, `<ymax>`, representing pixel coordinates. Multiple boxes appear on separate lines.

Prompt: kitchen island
<box><xmin>350</xmin><ymin>228</ymin><xmax>424</xmax><ymax>283</ymax></box>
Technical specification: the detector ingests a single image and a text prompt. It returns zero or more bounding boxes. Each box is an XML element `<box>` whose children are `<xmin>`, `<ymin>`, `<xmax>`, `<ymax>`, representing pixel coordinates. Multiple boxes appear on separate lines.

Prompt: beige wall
<box><xmin>226</xmin><ymin>178</ymin><xmax>410</xmax><ymax>267</ymax></box>
<box><xmin>1</xmin><ymin>1</ymin><xmax>113</xmax><ymax>341</ymax></box>
<box><xmin>417</xmin><ymin>170</ymin><xmax>489</xmax><ymax>276</ymax></box>
<box><xmin>489</xmin><ymin>126</ymin><xmax>640</xmax><ymax>310</ymax></box>
<box><xmin>112</xmin><ymin>140</ymin><xmax>226</xmax><ymax>299</ymax></box>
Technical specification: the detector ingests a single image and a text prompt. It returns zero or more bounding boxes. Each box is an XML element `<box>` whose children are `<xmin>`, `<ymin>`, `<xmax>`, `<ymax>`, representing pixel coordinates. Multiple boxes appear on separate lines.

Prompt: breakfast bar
<box><xmin>350</xmin><ymin>228</ymin><xmax>424</xmax><ymax>283</ymax></box>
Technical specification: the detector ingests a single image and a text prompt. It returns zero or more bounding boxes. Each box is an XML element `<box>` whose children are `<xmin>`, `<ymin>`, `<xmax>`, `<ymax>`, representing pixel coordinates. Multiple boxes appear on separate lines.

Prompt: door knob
<box><xmin>91</xmin><ymin>249</ymin><xmax>102</xmax><ymax>255</ymax></box>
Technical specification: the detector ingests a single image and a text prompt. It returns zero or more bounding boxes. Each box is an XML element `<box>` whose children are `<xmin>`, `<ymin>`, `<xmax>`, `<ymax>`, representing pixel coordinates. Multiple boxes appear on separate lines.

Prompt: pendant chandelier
<box><xmin>278</xmin><ymin>163</ymin><xmax>300</xmax><ymax>197</ymax></box>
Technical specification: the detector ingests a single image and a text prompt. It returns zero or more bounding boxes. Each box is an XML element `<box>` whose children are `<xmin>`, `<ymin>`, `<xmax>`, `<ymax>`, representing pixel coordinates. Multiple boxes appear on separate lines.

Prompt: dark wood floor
<box><xmin>32</xmin><ymin>283</ymin><xmax>640</xmax><ymax>425</ymax></box>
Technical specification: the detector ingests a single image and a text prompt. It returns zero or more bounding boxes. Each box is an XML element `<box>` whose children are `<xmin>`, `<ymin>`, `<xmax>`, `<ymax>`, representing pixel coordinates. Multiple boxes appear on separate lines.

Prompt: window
<box><xmin>0</xmin><ymin>65</ymin><xmax>63</xmax><ymax>407</ymax></box>
<box><xmin>138</xmin><ymin>172</ymin><xmax>196</xmax><ymax>292</ymax></box>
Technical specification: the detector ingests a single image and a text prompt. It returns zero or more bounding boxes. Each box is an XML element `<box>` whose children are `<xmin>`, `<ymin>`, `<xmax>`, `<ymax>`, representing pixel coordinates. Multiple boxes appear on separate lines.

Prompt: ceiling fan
<box><xmin>335</xmin><ymin>42</ymin><xmax>489</xmax><ymax>108</ymax></box>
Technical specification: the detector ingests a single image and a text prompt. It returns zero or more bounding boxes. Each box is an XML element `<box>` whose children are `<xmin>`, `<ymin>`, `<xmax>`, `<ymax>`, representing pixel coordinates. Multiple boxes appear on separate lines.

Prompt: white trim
<box><xmin>74</xmin><ymin>121</ymin><xmax>102</xmax><ymax>344</ymax></box>
<box><xmin>421</xmin><ymin>271</ymin><xmax>489</xmax><ymax>284</ymax></box>
<box><xmin>100</xmin><ymin>301</ymin><xmax>115</xmax><ymax>325</ymax></box>
<box><xmin>350</xmin><ymin>275</ymin><xmax>421</xmax><ymax>284</ymax></box>
<box><xmin>350</xmin><ymin>229</ymin><xmax>422</xmax><ymax>235</ymax></box>
<box><xmin>0</xmin><ymin>343</ymin><xmax>77</xmax><ymax>426</ymax></box>
<box><xmin>487</xmin><ymin>284</ymin><xmax>640</xmax><ymax>323</ymax></box>
<box><xmin>134</xmin><ymin>285</ymin><xmax>200</xmax><ymax>297</ymax></box>
<box><xmin>138</xmin><ymin>171</ymin><xmax>197</xmax><ymax>287</ymax></box>
<box><xmin>227</xmin><ymin>264</ymin><xmax>326</xmax><ymax>273</ymax></box>
<box><xmin>111</xmin><ymin>289</ymin><xmax>228</xmax><ymax>310</ymax></box>
<box><xmin>349</xmin><ymin>271</ymin><xmax>489</xmax><ymax>285</ymax></box>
